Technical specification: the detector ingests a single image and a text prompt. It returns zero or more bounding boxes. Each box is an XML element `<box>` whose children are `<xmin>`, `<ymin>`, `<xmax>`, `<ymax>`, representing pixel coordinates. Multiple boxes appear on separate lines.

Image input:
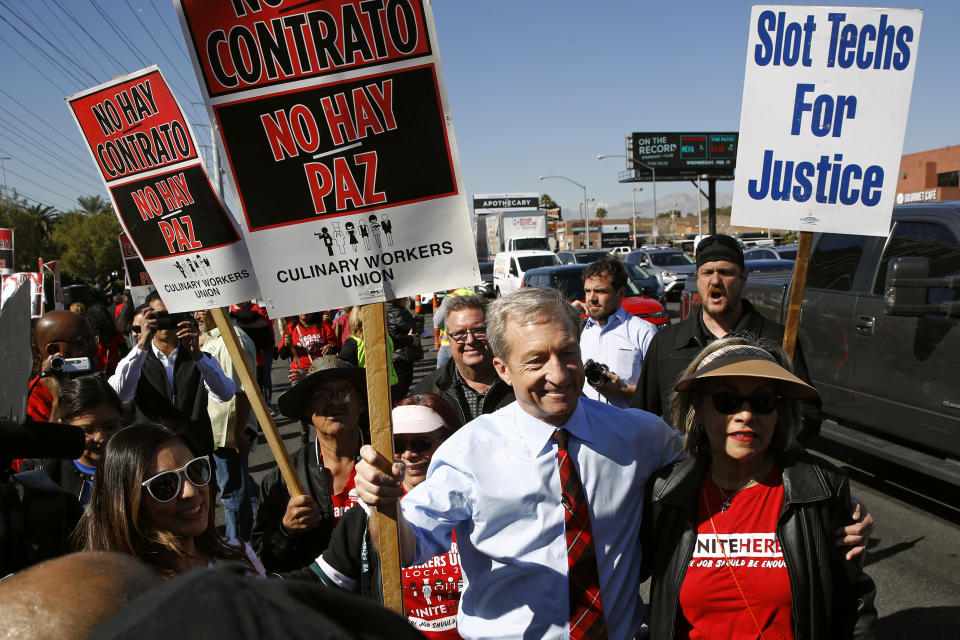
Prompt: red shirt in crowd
<box><xmin>404</xmin><ymin>532</ymin><xmax>463</xmax><ymax>638</ymax></box>
<box><xmin>678</xmin><ymin>465</ymin><xmax>793</xmax><ymax>639</ymax></box>
<box><xmin>288</xmin><ymin>322</ymin><xmax>337</xmax><ymax>374</ymax></box>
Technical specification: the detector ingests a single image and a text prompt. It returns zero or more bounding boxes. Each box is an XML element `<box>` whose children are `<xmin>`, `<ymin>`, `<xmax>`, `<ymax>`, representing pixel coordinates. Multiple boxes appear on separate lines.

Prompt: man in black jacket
<box><xmin>631</xmin><ymin>235</ymin><xmax>817</xmax><ymax>430</ymax></box>
<box><xmin>108</xmin><ymin>292</ymin><xmax>235</xmax><ymax>455</ymax></box>
<box><xmin>412</xmin><ymin>295</ymin><xmax>514</xmax><ymax>425</ymax></box>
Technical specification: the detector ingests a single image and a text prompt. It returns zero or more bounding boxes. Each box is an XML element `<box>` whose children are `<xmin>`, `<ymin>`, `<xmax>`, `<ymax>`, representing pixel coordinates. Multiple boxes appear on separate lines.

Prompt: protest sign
<box><xmin>1</xmin><ymin>272</ymin><xmax>43</xmax><ymax>317</ymax></box>
<box><xmin>66</xmin><ymin>67</ymin><xmax>260</xmax><ymax>313</ymax></box>
<box><xmin>0</xmin><ymin>228</ymin><xmax>13</xmax><ymax>275</ymax></box>
<box><xmin>175</xmin><ymin>0</ymin><xmax>478</xmax><ymax>317</ymax></box>
<box><xmin>118</xmin><ymin>232</ymin><xmax>156</xmax><ymax>307</ymax></box>
<box><xmin>732</xmin><ymin>6</ymin><xmax>922</xmax><ymax>237</ymax></box>
<box><xmin>38</xmin><ymin>259</ymin><xmax>64</xmax><ymax>310</ymax></box>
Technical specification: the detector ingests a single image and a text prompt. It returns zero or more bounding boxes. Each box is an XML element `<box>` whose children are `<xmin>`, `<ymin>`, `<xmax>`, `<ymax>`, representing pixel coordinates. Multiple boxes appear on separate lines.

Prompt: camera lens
<box><xmin>49</xmin><ymin>356</ymin><xmax>65</xmax><ymax>371</ymax></box>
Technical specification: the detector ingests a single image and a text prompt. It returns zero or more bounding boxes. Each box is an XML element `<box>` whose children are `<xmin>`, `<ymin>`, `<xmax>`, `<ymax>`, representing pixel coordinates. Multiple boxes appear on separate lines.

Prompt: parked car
<box><xmin>773</xmin><ymin>243</ymin><xmax>799</xmax><ymax>260</ymax></box>
<box><xmin>624</xmin><ymin>247</ymin><xmax>697</xmax><ymax>300</ymax></box>
<box><xmin>493</xmin><ymin>250</ymin><xmax>561</xmax><ymax>296</ymax></box>
<box><xmin>611</xmin><ymin>246</ymin><xmax>632</xmax><ymax>258</ymax></box>
<box><xmin>556</xmin><ymin>249</ymin><xmax>614</xmax><ymax>265</ymax></box>
<box><xmin>474</xmin><ymin>261</ymin><xmax>495</xmax><ymax>298</ymax></box>
<box><xmin>743</xmin><ymin>246</ymin><xmax>780</xmax><ymax>261</ymax></box>
<box><xmin>683</xmin><ymin>202</ymin><xmax>960</xmax><ymax>486</ymax></box>
<box><xmin>521</xmin><ymin>264</ymin><xmax>669</xmax><ymax>328</ymax></box>
<box><xmin>623</xmin><ymin>262</ymin><xmax>665</xmax><ymax>303</ymax></box>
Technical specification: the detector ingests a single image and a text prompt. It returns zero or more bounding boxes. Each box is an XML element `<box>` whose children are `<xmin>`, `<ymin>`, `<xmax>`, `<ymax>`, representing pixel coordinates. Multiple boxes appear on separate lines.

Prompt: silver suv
<box><xmin>624</xmin><ymin>247</ymin><xmax>696</xmax><ymax>300</ymax></box>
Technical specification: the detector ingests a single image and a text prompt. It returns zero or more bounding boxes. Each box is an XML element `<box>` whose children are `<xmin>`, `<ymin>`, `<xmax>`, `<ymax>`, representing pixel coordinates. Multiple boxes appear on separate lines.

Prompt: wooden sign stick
<box><xmin>782</xmin><ymin>231</ymin><xmax>813</xmax><ymax>360</ymax></box>
<box><xmin>360</xmin><ymin>302</ymin><xmax>404</xmax><ymax>615</ymax></box>
<box><xmin>211</xmin><ymin>307</ymin><xmax>305</xmax><ymax>497</ymax></box>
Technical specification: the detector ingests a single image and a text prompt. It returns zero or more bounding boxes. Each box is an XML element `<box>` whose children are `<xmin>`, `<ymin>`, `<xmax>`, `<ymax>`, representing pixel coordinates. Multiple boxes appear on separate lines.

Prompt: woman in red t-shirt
<box><xmin>280</xmin><ymin>312</ymin><xmax>338</xmax><ymax>383</ymax></box>
<box><xmin>641</xmin><ymin>336</ymin><xmax>877</xmax><ymax>640</ymax></box>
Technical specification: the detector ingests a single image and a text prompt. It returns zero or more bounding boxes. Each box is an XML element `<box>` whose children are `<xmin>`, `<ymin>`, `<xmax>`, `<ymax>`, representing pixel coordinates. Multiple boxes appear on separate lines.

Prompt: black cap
<box><xmin>695</xmin><ymin>234</ymin><xmax>744</xmax><ymax>269</ymax></box>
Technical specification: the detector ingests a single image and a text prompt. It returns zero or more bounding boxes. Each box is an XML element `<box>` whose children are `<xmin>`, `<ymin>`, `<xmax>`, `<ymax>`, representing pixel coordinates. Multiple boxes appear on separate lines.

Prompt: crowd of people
<box><xmin>1</xmin><ymin>235</ymin><xmax>878</xmax><ymax>639</ymax></box>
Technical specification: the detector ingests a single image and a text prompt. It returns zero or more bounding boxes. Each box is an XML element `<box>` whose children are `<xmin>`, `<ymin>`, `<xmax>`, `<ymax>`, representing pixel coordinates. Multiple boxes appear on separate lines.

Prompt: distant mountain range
<box><xmin>593</xmin><ymin>191</ymin><xmax>733</xmax><ymax>219</ymax></box>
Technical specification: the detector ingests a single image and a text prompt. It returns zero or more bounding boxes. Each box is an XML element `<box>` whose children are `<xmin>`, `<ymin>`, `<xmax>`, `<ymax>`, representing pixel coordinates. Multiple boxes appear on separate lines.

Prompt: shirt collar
<box><xmin>151</xmin><ymin>340</ymin><xmax>178</xmax><ymax>361</ymax></box>
<box><xmin>584</xmin><ymin>305</ymin><xmax>629</xmax><ymax>332</ymax></box>
<box><xmin>514</xmin><ymin>400</ymin><xmax>596</xmax><ymax>457</ymax></box>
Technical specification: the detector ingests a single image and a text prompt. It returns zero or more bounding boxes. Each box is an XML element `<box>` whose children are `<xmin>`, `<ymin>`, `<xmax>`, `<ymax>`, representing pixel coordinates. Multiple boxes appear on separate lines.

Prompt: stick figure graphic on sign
<box><xmin>315</xmin><ymin>227</ymin><xmax>334</xmax><ymax>256</ymax></box>
<box><xmin>345</xmin><ymin>222</ymin><xmax>359</xmax><ymax>252</ymax></box>
<box><xmin>175</xmin><ymin>261</ymin><xmax>186</xmax><ymax>278</ymax></box>
<box><xmin>422</xmin><ymin>579</ymin><xmax>433</xmax><ymax>605</ymax></box>
<box><xmin>332</xmin><ymin>223</ymin><xmax>346</xmax><ymax>254</ymax></box>
<box><xmin>368</xmin><ymin>214</ymin><xmax>382</xmax><ymax>248</ymax></box>
<box><xmin>186</xmin><ymin>258</ymin><xmax>197</xmax><ymax>274</ymax></box>
<box><xmin>380</xmin><ymin>214</ymin><xmax>393</xmax><ymax>246</ymax></box>
<box><xmin>359</xmin><ymin>221</ymin><xmax>370</xmax><ymax>250</ymax></box>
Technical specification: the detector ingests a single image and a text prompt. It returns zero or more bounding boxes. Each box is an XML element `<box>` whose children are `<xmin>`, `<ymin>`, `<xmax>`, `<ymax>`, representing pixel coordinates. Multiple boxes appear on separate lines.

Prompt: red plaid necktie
<box><xmin>554</xmin><ymin>428</ymin><xmax>608</xmax><ymax>640</ymax></box>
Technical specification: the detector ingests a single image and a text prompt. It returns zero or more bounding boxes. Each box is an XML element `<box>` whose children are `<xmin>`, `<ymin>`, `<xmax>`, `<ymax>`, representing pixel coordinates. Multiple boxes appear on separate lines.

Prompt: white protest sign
<box><xmin>66</xmin><ymin>67</ymin><xmax>261</xmax><ymax>313</ymax></box>
<box><xmin>732</xmin><ymin>6</ymin><xmax>922</xmax><ymax>236</ymax></box>
<box><xmin>175</xmin><ymin>0</ymin><xmax>478</xmax><ymax>317</ymax></box>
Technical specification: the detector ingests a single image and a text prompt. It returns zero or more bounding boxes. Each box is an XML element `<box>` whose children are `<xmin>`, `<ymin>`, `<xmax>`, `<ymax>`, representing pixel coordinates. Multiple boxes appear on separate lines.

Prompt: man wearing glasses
<box><xmin>413</xmin><ymin>295</ymin><xmax>514</xmax><ymax>425</ymax></box>
<box><xmin>252</xmin><ymin>356</ymin><xmax>367</xmax><ymax>572</ymax></box>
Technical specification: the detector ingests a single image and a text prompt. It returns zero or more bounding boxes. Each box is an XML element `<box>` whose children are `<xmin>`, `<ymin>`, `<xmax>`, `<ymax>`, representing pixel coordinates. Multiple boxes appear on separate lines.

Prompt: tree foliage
<box><xmin>0</xmin><ymin>193</ymin><xmax>122</xmax><ymax>280</ymax></box>
<box><xmin>595</xmin><ymin>207</ymin><xmax>608</xmax><ymax>220</ymax></box>
<box><xmin>0</xmin><ymin>194</ymin><xmax>59</xmax><ymax>271</ymax></box>
<box><xmin>50</xmin><ymin>210</ymin><xmax>122</xmax><ymax>280</ymax></box>
<box><xmin>539</xmin><ymin>193</ymin><xmax>559</xmax><ymax>209</ymax></box>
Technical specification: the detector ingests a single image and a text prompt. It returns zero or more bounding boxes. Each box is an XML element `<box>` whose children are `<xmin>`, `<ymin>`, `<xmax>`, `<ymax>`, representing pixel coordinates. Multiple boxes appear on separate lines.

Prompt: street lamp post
<box><xmin>540</xmin><ymin>175</ymin><xmax>589</xmax><ymax>248</ymax></box>
<box><xmin>631</xmin><ymin>187</ymin><xmax>642</xmax><ymax>249</ymax></box>
<box><xmin>697</xmin><ymin>174</ymin><xmax>707</xmax><ymax>239</ymax></box>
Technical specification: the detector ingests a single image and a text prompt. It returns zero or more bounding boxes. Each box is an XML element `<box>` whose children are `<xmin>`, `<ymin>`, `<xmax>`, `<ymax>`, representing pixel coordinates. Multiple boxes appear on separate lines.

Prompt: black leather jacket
<box><xmin>412</xmin><ymin>358</ymin><xmax>515</xmax><ymax>425</ymax></box>
<box><xmin>251</xmin><ymin>442</ymin><xmax>341</xmax><ymax>573</ymax></box>
<box><xmin>641</xmin><ymin>449</ymin><xmax>877</xmax><ymax>640</ymax></box>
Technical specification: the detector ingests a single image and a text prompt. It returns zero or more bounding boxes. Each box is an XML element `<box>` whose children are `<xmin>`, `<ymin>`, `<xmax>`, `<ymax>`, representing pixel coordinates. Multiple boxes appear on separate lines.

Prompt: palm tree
<box><xmin>76</xmin><ymin>194</ymin><xmax>111</xmax><ymax>216</ymax></box>
<box><xmin>595</xmin><ymin>207</ymin><xmax>608</xmax><ymax>220</ymax></box>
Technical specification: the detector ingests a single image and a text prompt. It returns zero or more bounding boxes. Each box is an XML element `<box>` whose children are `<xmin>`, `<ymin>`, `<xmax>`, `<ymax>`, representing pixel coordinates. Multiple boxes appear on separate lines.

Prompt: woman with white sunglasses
<box><xmin>80</xmin><ymin>423</ymin><xmax>265</xmax><ymax>578</ymax></box>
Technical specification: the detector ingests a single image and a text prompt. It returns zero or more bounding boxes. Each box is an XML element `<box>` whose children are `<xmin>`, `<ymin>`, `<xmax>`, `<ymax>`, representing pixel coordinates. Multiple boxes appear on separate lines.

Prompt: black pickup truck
<box><xmin>682</xmin><ymin>202</ymin><xmax>960</xmax><ymax>485</ymax></box>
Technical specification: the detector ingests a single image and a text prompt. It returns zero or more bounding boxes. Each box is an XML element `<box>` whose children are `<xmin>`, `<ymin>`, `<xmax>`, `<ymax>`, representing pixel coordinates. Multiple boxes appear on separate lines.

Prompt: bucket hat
<box><xmin>277</xmin><ymin>356</ymin><xmax>367</xmax><ymax>419</ymax></box>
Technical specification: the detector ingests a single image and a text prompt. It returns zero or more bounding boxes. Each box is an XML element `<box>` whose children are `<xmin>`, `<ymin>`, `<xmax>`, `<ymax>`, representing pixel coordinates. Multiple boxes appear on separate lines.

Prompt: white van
<box><xmin>492</xmin><ymin>250</ymin><xmax>561</xmax><ymax>297</ymax></box>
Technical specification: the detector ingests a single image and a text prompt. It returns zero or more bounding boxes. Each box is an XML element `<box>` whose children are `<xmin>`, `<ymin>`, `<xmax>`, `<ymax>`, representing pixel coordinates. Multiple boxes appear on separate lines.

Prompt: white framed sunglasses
<box><xmin>141</xmin><ymin>455</ymin><xmax>212</xmax><ymax>503</ymax></box>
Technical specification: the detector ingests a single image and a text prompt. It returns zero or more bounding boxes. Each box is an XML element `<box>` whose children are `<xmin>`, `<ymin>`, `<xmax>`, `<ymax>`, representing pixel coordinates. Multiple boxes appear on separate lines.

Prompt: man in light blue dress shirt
<box><xmin>578</xmin><ymin>259</ymin><xmax>658</xmax><ymax>409</ymax></box>
<box><xmin>356</xmin><ymin>287</ymin><xmax>684</xmax><ymax>639</ymax></box>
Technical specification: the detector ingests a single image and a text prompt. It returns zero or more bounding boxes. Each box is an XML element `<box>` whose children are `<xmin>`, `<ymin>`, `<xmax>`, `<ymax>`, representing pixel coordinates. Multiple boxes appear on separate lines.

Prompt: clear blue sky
<box><xmin>1</xmin><ymin>1</ymin><xmax>956</xmax><ymax>220</ymax></box>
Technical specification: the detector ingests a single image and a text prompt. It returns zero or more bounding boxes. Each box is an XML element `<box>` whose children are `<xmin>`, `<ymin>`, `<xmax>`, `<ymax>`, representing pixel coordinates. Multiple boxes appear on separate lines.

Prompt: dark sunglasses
<box><xmin>141</xmin><ymin>456</ymin><xmax>212</xmax><ymax>502</ymax></box>
<box><xmin>709</xmin><ymin>391</ymin><xmax>780</xmax><ymax>415</ymax></box>
<box><xmin>393</xmin><ymin>437</ymin><xmax>436</xmax><ymax>455</ymax></box>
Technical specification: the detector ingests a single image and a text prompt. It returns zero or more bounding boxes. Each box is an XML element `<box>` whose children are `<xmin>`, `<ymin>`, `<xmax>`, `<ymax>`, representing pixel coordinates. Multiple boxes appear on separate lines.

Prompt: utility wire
<box><xmin>0</xmin><ymin>33</ymin><xmax>72</xmax><ymax>95</ymax></box>
<box><xmin>5</xmin><ymin>167</ymin><xmax>85</xmax><ymax>204</ymax></box>
<box><xmin>125</xmin><ymin>0</ymin><xmax>201</xmax><ymax>104</ymax></box>
<box><xmin>88</xmin><ymin>0</ymin><xmax>149</xmax><ymax>68</ymax></box>
<box><xmin>0</xmin><ymin>19</ymin><xmax>78</xmax><ymax>92</ymax></box>
<box><xmin>0</xmin><ymin>147</ymin><xmax>104</xmax><ymax>196</ymax></box>
<box><xmin>2</xmin><ymin>188</ymin><xmax>69</xmax><ymax>214</ymax></box>
<box><xmin>52</xmin><ymin>0</ymin><xmax>127</xmax><ymax>73</ymax></box>
<box><xmin>0</xmin><ymin>0</ymin><xmax>99</xmax><ymax>84</ymax></box>
<box><xmin>0</xmin><ymin>109</ymin><xmax>104</xmax><ymax>182</ymax></box>
<box><xmin>37</xmin><ymin>0</ymin><xmax>112</xmax><ymax>78</ymax></box>
<box><xmin>0</xmin><ymin>88</ymin><xmax>91</xmax><ymax>155</ymax></box>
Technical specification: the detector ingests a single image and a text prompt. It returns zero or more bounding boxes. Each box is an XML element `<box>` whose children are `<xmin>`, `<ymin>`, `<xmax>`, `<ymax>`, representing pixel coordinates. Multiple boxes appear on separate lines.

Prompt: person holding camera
<box><xmin>578</xmin><ymin>258</ymin><xmax>658</xmax><ymax>408</ymax></box>
<box><xmin>26</xmin><ymin>310</ymin><xmax>100</xmax><ymax>424</ymax></box>
<box><xmin>108</xmin><ymin>292</ymin><xmax>235</xmax><ymax>456</ymax></box>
